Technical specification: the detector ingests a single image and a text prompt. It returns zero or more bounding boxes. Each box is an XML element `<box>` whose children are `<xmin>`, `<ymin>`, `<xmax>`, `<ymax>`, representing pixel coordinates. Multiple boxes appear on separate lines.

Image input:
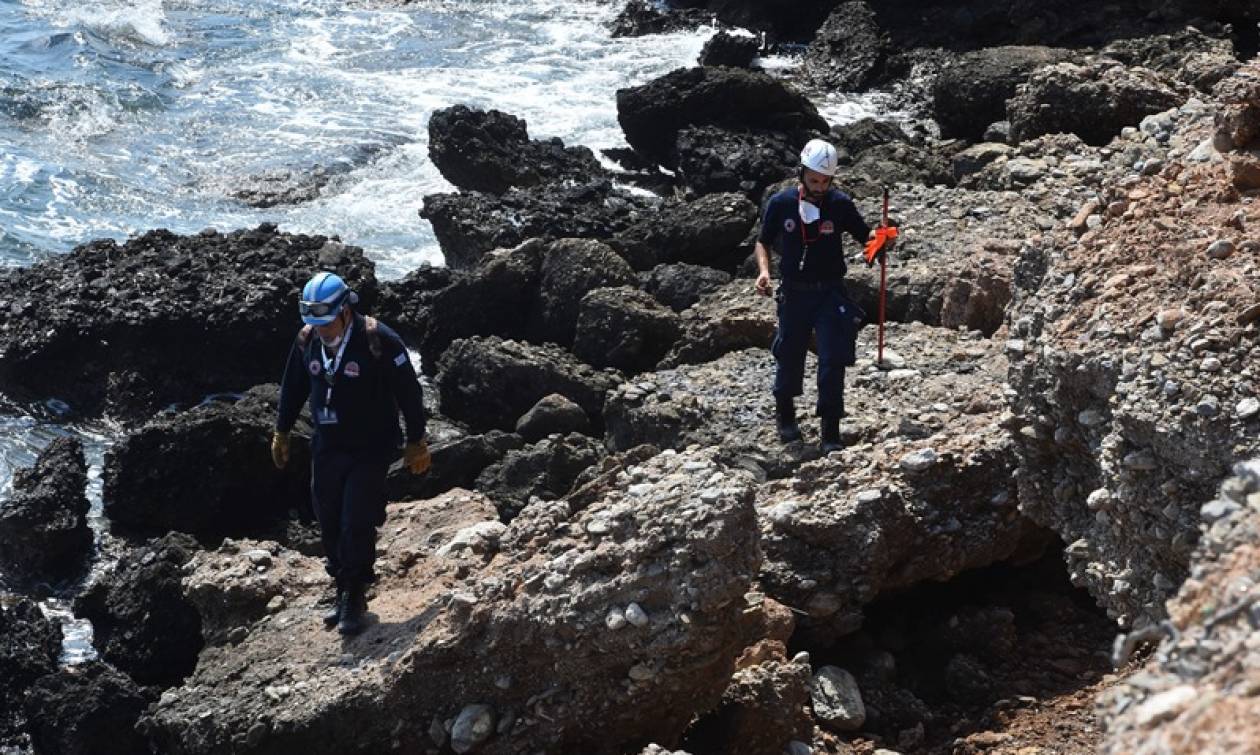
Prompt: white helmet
<box><xmin>800</xmin><ymin>138</ymin><xmax>839</xmax><ymax>177</ymax></box>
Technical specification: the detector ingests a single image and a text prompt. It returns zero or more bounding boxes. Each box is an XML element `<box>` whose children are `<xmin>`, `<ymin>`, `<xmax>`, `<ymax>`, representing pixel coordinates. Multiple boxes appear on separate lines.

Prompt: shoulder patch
<box><xmin>394</xmin><ymin>352</ymin><xmax>407</xmax><ymax>367</ymax></box>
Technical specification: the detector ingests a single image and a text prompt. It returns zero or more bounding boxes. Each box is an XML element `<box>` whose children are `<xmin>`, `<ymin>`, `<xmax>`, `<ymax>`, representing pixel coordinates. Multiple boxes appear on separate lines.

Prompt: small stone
<box><xmin>1238</xmin><ymin>397</ymin><xmax>1260</xmax><ymax>420</ymax></box>
<box><xmin>876</xmin><ymin>349</ymin><xmax>906</xmax><ymax>369</ymax></box>
<box><xmin>1005</xmin><ymin>339</ymin><xmax>1026</xmax><ymax>357</ymax></box>
<box><xmin>451</xmin><ymin>704</ymin><xmax>495</xmax><ymax>754</ymax></box>
<box><xmin>811</xmin><ymin>666</ymin><xmax>866</xmax><ymax>732</ymax></box>
<box><xmin>1206</xmin><ymin>239</ymin><xmax>1236</xmax><ymax>260</ymax></box>
<box><xmin>1086</xmin><ymin>488</ymin><xmax>1112</xmax><ymax>511</ymax></box>
<box><xmin>1134</xmin><ymin>686</ymin><xmax>1196</xmax><ymax>728</ymax></box>
<box><xmin>1077</xmin><ymin>409</ymin><xmax>1105</xmax><ymax>427</ymax></box>
<box><xmin>1201</xmin><ymin>498</ymin><xmax>1241</xmax><ymax>523</ymax></box>
<box><xmin>606</xmin><ymin>607</ymin><xmax>627</xmax><ymax>631</ymax></box>
<box><xmin>787</xmin><ymin>742</ymin><xmax>813</xmax><ymax>755</ymax></box>
<box><xmin>625</xmin><ymin>602</ymin><xmax>649</xmax><ymax>627</ymax></box>
<box><xmin>1155</xmin><ymin>309</ymin><xmax>1184</xmax><ymax>330</ymax></box>
<box><xmin>495</xmin><ymin>675</ymin><xmax>512</xmax><ymax>690</ymax></box>
<box><xmin>266</xmin><ymin>595</ymin><xmax>285</xmax><ymax>613</ymax></box>
<box><xmin>856</xmin><ymin>489</ymin><xmax>882</xmax><ymax>504</ymax></box>
<box><xmin>900</xmin><ymin>448</ymin><xmax>938</xmax><ymax>473</ymax></box>
<box><xmin>1163</xmin><ymin>380</ymin><xmax>1180</xmax><ymax>397</ymax></box>
<box><xmin>769</xmin><ymin>501</ymin><xmax>798</xmax><ymax>527</ymax></box>
<box><xmin>1201</xmin><ymin>357</ymin><xmax>1222</xmax><ymax>373</ymax></box>
<box><xmin>628</xmin><ymin>664</ymin><xmax>656</xmax><ymax>681</ymax></box>
<box><xmin>246</xmin><ymin>722</ymin><xmax>267</xmax><ymax>747</ymax></box>
<box><xmin>246</xmin><ymin>549</ymin><xmax>272</xmax><ymax>567</ymax></box>
<box><xmin>1196</xmin><ymin>396</ymin><xmax>1220</xmax><ymax>417</ymax></box>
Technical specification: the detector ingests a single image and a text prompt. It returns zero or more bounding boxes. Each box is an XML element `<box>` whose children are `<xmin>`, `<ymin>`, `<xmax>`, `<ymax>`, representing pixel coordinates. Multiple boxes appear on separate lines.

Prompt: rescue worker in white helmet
<box><xmin>753</xmin><ymin>138</ymin><xmax>893</xmax><ymax>452</ymax></box>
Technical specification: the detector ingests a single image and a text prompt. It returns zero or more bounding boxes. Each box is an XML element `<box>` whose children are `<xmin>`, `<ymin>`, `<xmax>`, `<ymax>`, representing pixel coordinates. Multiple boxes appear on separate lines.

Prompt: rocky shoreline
<box><xmin>2</xmin><ymin>1</ymin><xmax>1259</xmax><ymax>753</ymax></box>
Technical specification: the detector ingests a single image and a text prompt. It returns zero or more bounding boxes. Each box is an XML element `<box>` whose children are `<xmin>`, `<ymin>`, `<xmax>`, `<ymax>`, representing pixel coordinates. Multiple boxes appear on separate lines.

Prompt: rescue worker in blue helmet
<box><xmin>754</xmin><ymin>138</ymin><xmax>893</xmax><ymax>452</ymax></box>
<box><xmin>271</xmin><ymin>271</ymin><xmax>430</xmax><ymax>635</ymax></box>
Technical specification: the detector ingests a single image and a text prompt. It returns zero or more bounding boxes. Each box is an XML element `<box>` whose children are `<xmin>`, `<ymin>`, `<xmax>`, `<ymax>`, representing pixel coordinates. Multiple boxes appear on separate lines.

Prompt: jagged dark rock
<box><xmin>675</xmin><ymin>126</ymin><xmax>798</xmax><ymax>200</ymax></box>
<box><xmin>699</xmin><ymin>32</ymin><xmax>759</xmax><ymax>68</ymax></box>
<box><xmin>933</xmin><ymin>46</ymin><xmax>1076</xmax><ymax>141</ymax></box>
<box><xmin>610</xmin><ymin>0</ymin><xmax>713</xmax><ymax>38</ymax></box>
<box><xmin>386</xmin><ymin>427</ymin><xmax>525</xmax><ymax>502</ymax></box>
<box><xmin>103</xmin><ymin>385</ymin><xmax>313</xmax><ymax>544</ymax></box>
<box><xmin>514</xmin><ymin>394</ymin><xmax>591</xmax><ymax>442</ymax></box>
<box><xmin>0</xmin><ymin>225</ymin><xmax>376</xmax><ymax>421</ymax></box>
<box><xmin>475</xmin><ymin>433</ymin><xmax>605</xmax><ymax>521</ymax></box>
<box><xmin>0</xmin><ymin>436</ymin><xmax>91</xmax><ymax>589</ymax></box>
<box><xmin>0</xmin><ymin>598</ymin><xmax>61</xmax><ymax>749</ymax></box>
<box><xmin>573</xmin><ymin>287</ymin><xmax>682</xmax><ymax>374</ymax></box>
<box><xmin>642</xmin><ymin>263</ymin><xmax>732</xmax><ymax>313</ymax></box>
<box><xmin>74</xmin><ymin>533</ymin><xmax>204</xmax><ymax>688</ymax></box>
<box><xmin>618</xmin><ymin>192</ymin><xmax>757</xmax><ymax>271</ymax></box>
<box><xmin>803</xmin><ymin>1</ymin><xmax>887</xmax><ymax>91</ymax></box>
<box><xmin>829</xmin><ymin>118</ymin><xmax>905</xmax><ymax>159</ymax></box>
<box><xmin>420</xmin><ymin>181</ymin><xmax>660</xmax><ymax>271</ymax></box>
<box><xmin>24</xmin><ymin>660</ymin><xmax>152</xmax><ymax>755</ymax></box>
<box><xmin>436</xmin><ymin>336</ymin><xmax>621</xmax><ymax>433</ymax></box>
<box><xmin>427</xmin><ymin>106</ymin><xmax>603</xmax><ymax>194</ymax></box>
<box><xmin>530</xmin><ymin>238</ymin><xmax>638</xmax><ymax>347</ymax></box>
<box><xmin>616</xmin><ymin>66</ymin><xmax>827</xmax><ymax>167</ymax></box>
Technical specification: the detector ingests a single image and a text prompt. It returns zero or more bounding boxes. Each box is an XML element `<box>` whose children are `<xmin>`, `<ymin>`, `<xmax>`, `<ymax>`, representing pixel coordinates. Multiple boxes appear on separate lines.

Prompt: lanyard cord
<box><xmin>798</xmin><ymin>186</ymin><xmax>824</xmax><ymax>271</ymax></box>
<box><xmin>320</xmin><ymin>319</ymin><xmax>354</xmax><ymax>401</ymax></box>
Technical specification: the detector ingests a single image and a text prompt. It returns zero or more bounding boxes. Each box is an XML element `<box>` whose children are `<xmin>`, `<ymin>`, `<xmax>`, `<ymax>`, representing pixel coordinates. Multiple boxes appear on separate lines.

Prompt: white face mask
<box><xmin>799</xmin><ymin>200</ymin><xmax>821</xmax><ymax>224</ymax></box>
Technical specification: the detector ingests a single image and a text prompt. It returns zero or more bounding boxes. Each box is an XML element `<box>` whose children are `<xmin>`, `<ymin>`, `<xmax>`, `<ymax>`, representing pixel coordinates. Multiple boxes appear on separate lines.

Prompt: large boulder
<box><xmin>674</xmin><ymin>126</ymin><xmax>798</xmax><ymax>200</ymax></box>
<box><xmin>574</xmin><ymin>287</ymin><xmax>683</xmax><ymax>373</ymax></box>
<box><xmin>427</xmin><ymin>106</ymin><xmax>603</xmax><ymax>194</ymax></box>
<box><xmin>618</xmin><ymin>192</ymin><xmax>757</xmax><ymax>271</ymax></box>
<box><xmin>841</xmin><ymin>139</ymin><xmax>956</xmax><ymax>198</ymax></box>
<box><xmin>698</xmin><ymin>32</ymin><xmax>759</xmax><ymax>68</ymax></box>
<box><xmin>531</xmin><ymin>238</ymin><xmax>638</xmax><ymax>347</ymax></box>
<box><xmin>0</xmin><ymin>598</ymin><xmax>61</xmax><ymax>749</ymax></box>
<box><xmin>514</xmin><ymin>394</ymin><xmax>591</xmax><ymax>441</ymax></box>
<box><xmin>673</xmin><ymin>0</ymin><xmax>834</xmax><ymax>39</ymax></box>
<box><xmin>1008</xmin><ymin>61</ymin><xmax>1189</xmax><ymax>146</ymax></box>
<box><xmin>616</xmin><ymin>66</ymin><xmax>827</xmax><ymax>166</ymax></box>
<box><xmin>474</xmin><ymin>433</ymin><xmax>605</xmax><ymax>520</ymax></box>
<box><xmin>802</xmin><ymin>1</ymin><xmax>887</xmax><ymax>91</ymax></box>
<box><xmin>0</xmin><ymin>436</ymin><xmax>91</xmax><ymax>588</ymax></box>
<box><xmin>609</xmin><ymin>0</ymin><xmax>713</xmax><ymax>37</ymax></box>
<box><xmin>103</xmin><ymin>385</ymin><xmax>313</xmax><ymax>543</ymax></box>
<box><xmin>682</xmin><ymin>648</ymin><xmax>814</xmax><ymax>754</ymax></box>
<box><xmin>658</xmin><ymin>280</ymin><xmax>776</xmax><ymax>369</ymax></box>
<box><xmin>642</xmin><ymin>263</ymin><xmax>733</xmax><ymax>313</ymax></box>
<box><xmin>436</xmin><ymin>336</ymin><xmax>622</xmax><ymax>433</ymax></box>
<box><xmin>140</xmin><ymin>448</ymin><xmax>761</xmax><ymax>754</ymax></box>
<box><xmin>386</xmin><ymin>425</ymin><xmax>525</xmax><ymax>503</ymax></box>
<box><xmin>0</xmin><ymin>225</ymin><xmax>376</xmax><ymax>420</ymax></box>
<box><xmin>1005</xmin><ymin>79</ymin><xmax>1260</xmax><ymax>627</ymax></box>
<box><xmin>73</xmin><ymin>533</ymin><xmax>204</xmax><ymax>688</ymax></box>
<box><xmin>421</xmin><ymin>181</ymin><xmax>660</xmax><ymax>270</ymax></box>
<box><xmin>932</xmin><ymin>46</ymin><xmax>1076</xmax><ymax>141</ymax></box>
<box><xmin>1101</xmin><ymin>27</ymin><xmax>1239</xmax><ymax>93</ymax></box>
<box><xmin>376</xmin><ymin>240</ymin><xmax>543</xmax><ymax>374</ymax></box>
<box><xmin>24</xmin><ymin>661</ymin><xmax>152</xmax><ymax>755</ymax></box>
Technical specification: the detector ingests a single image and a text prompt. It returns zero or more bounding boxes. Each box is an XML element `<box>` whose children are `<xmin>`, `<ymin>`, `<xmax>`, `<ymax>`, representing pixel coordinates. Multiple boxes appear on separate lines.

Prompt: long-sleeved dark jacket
<box><xmin>276</xmin><ymin>313</ymin><xmax>425</xmax><ymax>453</ymax></box>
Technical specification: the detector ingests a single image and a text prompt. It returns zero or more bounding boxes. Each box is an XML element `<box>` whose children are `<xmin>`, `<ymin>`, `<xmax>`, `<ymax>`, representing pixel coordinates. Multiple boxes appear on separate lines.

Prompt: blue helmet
<box><xmin>299</xmin><ymin>271</ymin><xmax>356</xmax><ymax>326</ymax></box>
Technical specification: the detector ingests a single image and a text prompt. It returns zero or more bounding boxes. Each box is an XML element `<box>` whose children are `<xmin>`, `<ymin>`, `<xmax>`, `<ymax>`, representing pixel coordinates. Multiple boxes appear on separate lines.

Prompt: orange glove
<box><xmin>864</xmin><ymin>226</ymin><xmax>899</xmax><ymax>266</ymax></box>
<box><xmin>270</xmin><ymin>431</ymin><xmax>290</xmax><ymax>470</ymax></box>
<box><xmin>403</xmin><ymin>440</ymin><xmax>431</xmax><ymax>475</ymax></box>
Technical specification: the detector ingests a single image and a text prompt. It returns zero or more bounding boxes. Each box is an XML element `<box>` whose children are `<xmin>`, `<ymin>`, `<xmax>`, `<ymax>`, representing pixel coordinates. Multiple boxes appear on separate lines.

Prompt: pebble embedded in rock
<box><xmin>1205</xmin><ymin>239</ymin><xmax>1235</xmax><ymax>259</ymax></box>
<box><xmin>1196</xmin><ymin>396</ymin><xmax>1220</xmax><ymax>417</ymax></box>
<box><xmin>1155</xmin><ymin>309</ymin><xmax>1184</xmax><ymax>330</ymax></box>
<box><xmin>451</xmin><ymin>704</ymin><xmax>495</xmax><ymax>754</ymax></box>
<box><xmin>900</xmin><ymin>448</ymin><xmax>938</xmax><ymax>473</ymax></box>
<box><xmin>1077</xmin><ymin>409</ymin><xmax>1105</xmax><ymax>427</ymax></box>
<box><xmin>811</xmin><ymin>665</ymin><xmax>866</xmax><ymax>732</ymax></box>
<box><xmin>625</xmin><ymin>602</ymin><xmax>649</xmax><ymax>627</ymax></box>
<box><xmin>1237</xmin><ymin>397</ymin><xmax>1260</xmax><ymax>420</ymax></box>
<box><xmin>606</xmin><ymin>607</ymin><xmax>627</xmax><ymax>631</ymax></box>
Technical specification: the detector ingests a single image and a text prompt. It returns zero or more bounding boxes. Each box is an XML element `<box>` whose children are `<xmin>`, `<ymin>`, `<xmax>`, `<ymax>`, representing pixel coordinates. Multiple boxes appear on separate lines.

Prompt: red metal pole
<box><xmin>878</xmin><ymin>188</ymin><xmax>889</xmax><ymax>365</ymax></box>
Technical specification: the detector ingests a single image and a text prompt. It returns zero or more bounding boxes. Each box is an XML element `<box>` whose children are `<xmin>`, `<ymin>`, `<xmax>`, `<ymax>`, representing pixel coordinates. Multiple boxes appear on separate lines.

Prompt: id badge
<box><xmin>316</xmin><ymin>406</ymin><xmax>339</xmax><ymax>425</ymax></box>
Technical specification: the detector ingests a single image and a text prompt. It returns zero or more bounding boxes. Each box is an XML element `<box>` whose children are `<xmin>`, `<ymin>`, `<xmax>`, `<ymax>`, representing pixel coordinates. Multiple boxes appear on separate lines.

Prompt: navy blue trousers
<box><xmin>310</xmin><ymin>445</ymin><xmax>390</xmax><ymax>586</ymax></box>
<box><xmin>771</xmin><ymin>286</ymin><xmax>862</xmax><ymax>419</ymax></box>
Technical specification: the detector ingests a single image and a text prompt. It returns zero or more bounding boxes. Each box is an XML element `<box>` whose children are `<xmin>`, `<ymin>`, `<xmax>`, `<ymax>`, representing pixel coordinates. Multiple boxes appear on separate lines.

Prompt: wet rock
<box><xmin>436</xmin><ymin>336</ymin><xmax>621</xmax><ymax>433</ymax></box>
<box><xmin>803</xmin><ymin>1</ymin><xmax>886</xmax><ymax>91</ymax></box>
<box><xmin>531</xmin><ymin>238</ymin><xmax>638</xmax><ymax>347</ymax></box>
<box><xmin>474</xmin><ymin>433</ymin><xmax>605</xmax><ymax>521</ymax></box>
<box><xmin>421</xmin><ymin>181</ymin><xmax>660</xmax><ymax>271</ymax></box>
<box><xmin>680</xmin><ymin>0</ymin><xmax>832</xmax><ymax>39</ymax></box>
<box><xmin>619</xmin><ymin>192</ymin><xmax>757</xmax><ymax>271</ymax></box>
<box><xmin>573</xmin><ymin>287</ymin><xmax>682</xmax><ymax>374</ymax></box>
<box><xmin>0</xmin><ymin>598</ymin><xmax>61</xmax><ymax>748</ymax></box>
<box><xmin>642</xmin><ymin>263</ymin><xmax>732</xmax><ymax>313</ymax></box>
<box><xmin>933</xmin><ymin>46</ymin><xmax>1075</xmax><ymax>141</ymax></box>
<box><xmin>0</xmin><ymin>436</ymin><xmax>91</xmax><ymax>588</ymax></box>
<box><xmin>24</xmin><ymin>660</ymin><xmax>152</xmax><ymax>755</ymax></box>
<box><xmin>1008</xmin><ymin>60</ymin><xmax>1188</xmax><ymax>146</ymax></box>
<box><xmin>227</xmin><ymin>165</ymin><xmax>334</xmax><ymax>208</ymax></box>
<box><xmin>515</xmin><ymin>394</ymin><xmax>591</xmax><ymax>442</ymax></box>
<box><xmin>616</xmin><ymin>66</ymin><xmax>827</xmax><ymax>167</ymax></box>
<box><xmin>428</xmin><ymin>106</ymin><xmax>603</xmax><ymax>194</ymax></box>
<box><xmin>73</xmin><ymin>533</ymin><xmax>203</xmax><ymax>688</ymax></box>
<box><xmin>141</xmin><ymin>449</ymin><xmax>760</xmax><ymax>754</ymax></box>
<box><xmin>811</xmin><ymin>666</ymin><xmax>866</xmax><ymax>732</ymax></box>
<box><xmin>104</xmin><ymin>385</ymin><xmax>312</xmax><ymax>544</ymax></box>
<box><xmin>658</xmin><ymin>281</ymin><xmax>776</xmax><ymax>369</ymax></box>
<box><xmin>609</xmin><ymin>0</ymin><xmax>712</xmax><ymax>38</ymax></box>
<box><xmin>699</xmin><ymin>32</ymin><xmax>759</xmax><ymax>68</ymax></box>
<box><xmin>0</xmin><ymin>225</ymin><xmax>377</xmax><ymax>420</ymax></box>
<box><xmin>674</xmin><ymin>126</ymin><xmax>798</xmax><ymax>200</ymax></box>
<box><xmin>386</xmin><ymin>428</ymin><xmax>525</xmax><ymax>503</ymax></box>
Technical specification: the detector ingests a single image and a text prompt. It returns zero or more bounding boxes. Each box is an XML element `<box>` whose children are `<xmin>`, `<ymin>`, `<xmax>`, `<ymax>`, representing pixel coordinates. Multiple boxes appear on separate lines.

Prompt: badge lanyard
<box><xmin>319</xmin><ymin>319</ymin><xmax>354</xmax><ymax>405</ymax></box>
<box><xmin>798</xmin><ymin>187</ymin><xmax>824</xmax><ymax>272</ymax></box>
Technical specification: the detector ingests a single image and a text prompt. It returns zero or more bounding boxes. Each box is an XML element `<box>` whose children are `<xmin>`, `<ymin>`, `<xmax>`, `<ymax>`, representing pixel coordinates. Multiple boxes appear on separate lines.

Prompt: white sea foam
<box><xmin>28</xmin><ymin>0</ymin><xmax>174</xmax><ymax>47</ymax></box>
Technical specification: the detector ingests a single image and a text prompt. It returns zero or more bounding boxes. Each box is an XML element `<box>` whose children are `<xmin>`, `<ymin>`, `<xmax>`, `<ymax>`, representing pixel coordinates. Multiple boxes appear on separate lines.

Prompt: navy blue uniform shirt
<box><xmin>758</xmin><ymin>186</ymin><xmax>870</xmax><ymax>282</ymax></box>
<box><xmin>277</xmin><ymin>313</ymin><xmax>426</xmax><ymax>453</ymax></box>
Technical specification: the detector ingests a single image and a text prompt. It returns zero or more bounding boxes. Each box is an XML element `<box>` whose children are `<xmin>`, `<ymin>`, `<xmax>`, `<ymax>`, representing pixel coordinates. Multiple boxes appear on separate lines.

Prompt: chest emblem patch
<box><xmin>784</xmin><ymin>218</ymin><xmax>796</xmax><ymax>233</ymax></box>
<box><xmin>308</xmin><ymin>360</ymin><xmax>321</xmax><ymax>376</ymax></box>
<box><xmin>820</xmin><ymin>220</ymin><xmax>835</xmax><ymax>234</ymax></box>
<box><xmin>344</xmin><ymin>361</ymin><xmax>361</xmax><ymax>378</ymax></box>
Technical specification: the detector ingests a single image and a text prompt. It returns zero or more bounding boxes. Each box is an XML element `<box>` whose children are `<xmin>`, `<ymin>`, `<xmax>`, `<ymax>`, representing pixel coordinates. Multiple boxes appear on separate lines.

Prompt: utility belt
<box><xmin>780</xmin><ymin>278</ymin><xmax>846</xmax><ymax>293</ymax></box>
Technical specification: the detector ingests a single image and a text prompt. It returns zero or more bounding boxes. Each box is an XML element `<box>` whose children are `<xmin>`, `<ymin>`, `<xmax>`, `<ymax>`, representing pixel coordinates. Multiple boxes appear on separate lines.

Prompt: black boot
<box><xmin>337</xmin><ymin>583</ymin><xmax>368</xmax><ymax>636</ymax></box>
<box><xmin>775</xmin><ymin>396</ymin><xmax>802</xmax><ymax>442</ymax></box>
<box><xmin>322</xmin><ymin>584</ymin><xmax>344</xmax><ymax>629</ymax></box>
<box><xmin>820</xmin><ymin>416</ymin><xmax>843</xmax><ymax>453</ymax></box>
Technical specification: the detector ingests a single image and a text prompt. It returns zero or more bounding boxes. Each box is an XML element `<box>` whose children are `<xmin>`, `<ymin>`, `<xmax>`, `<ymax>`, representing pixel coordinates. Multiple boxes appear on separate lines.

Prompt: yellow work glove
<box><xmin>403</xmin><ymin>439</ymin><xmax>431</xmax><ymax>475</ymax></box>
<box><xmin>271</xmin><ymin>431</ymin><xmax>290</xmax><ymax>470</ymax></box>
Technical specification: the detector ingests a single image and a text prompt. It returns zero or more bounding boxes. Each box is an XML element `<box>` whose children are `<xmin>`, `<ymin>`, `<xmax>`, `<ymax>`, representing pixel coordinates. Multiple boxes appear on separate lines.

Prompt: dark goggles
<box><xmin>298</xmin><ymin>298</ymin><xmax>343</xmax><ymax>318</ymax></box>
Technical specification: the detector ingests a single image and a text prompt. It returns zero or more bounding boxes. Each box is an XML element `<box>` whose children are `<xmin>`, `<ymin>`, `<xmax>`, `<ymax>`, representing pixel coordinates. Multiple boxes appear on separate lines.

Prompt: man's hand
<box><xmin>403</xmin><ymin>439</ymin><xmax>431</xmax><ymax>475</ymax></box>
<box><xmin>755</xmin><ymin>272</ymin><xmax>772</xmax><ymax>297</ymax></box>
<box><xmin>271</xmin><ymin>431</ymin><xmax>290</xmax><ymax>470</ymax></box>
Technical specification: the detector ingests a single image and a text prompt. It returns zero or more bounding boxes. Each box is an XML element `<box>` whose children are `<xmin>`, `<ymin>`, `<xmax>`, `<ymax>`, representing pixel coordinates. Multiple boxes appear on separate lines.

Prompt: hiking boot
<box><xmin>337</xmin><ymin>584</ymin><xmax>368</xmax><ymax>636</ymax></box>
<box><xmin>321</xmin><ymin>585</ymin><xmax>344</xmax><ymax>628</ymax></box>
<box><xmin>775</xmin><ymin>396</ymin><xmax>802</xmax><ymax>442</ymax></box>
<box><xmin>820</xmin><ymin>416</ymin><xmax>843</xmax><ymax>453</ymax></box>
